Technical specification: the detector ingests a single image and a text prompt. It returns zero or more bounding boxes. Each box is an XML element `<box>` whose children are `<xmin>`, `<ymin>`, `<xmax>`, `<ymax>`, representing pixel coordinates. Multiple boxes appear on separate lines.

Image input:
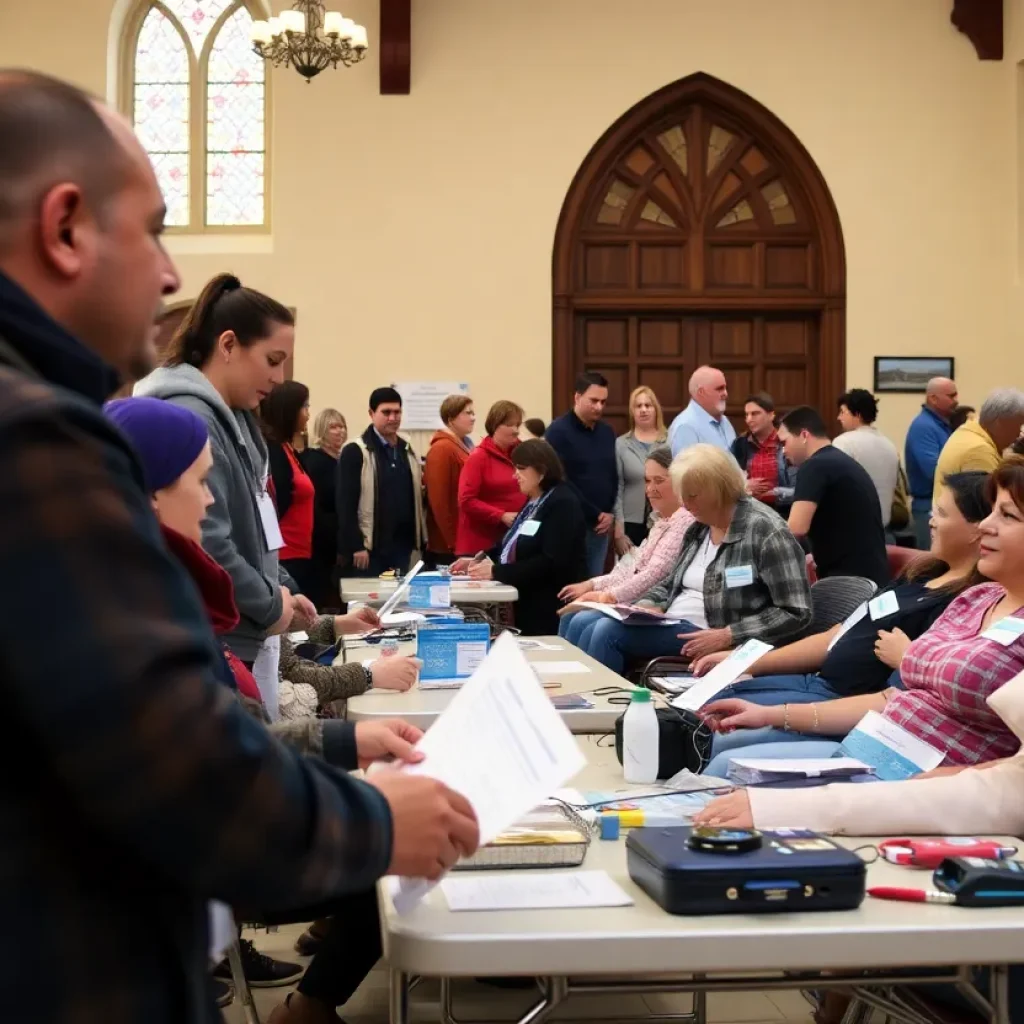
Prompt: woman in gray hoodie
<box><xmin>136</xmin><ymin>273</ymin><xmax>310</xmax><ymax>669</ymax></box>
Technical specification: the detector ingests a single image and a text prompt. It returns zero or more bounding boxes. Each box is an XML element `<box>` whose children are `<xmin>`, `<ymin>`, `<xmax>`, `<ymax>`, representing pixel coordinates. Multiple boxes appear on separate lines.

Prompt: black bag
<box><xmin>614</xmin><ymin>705</ymin><xmax>712</xmax><ymax>779</ymax></box>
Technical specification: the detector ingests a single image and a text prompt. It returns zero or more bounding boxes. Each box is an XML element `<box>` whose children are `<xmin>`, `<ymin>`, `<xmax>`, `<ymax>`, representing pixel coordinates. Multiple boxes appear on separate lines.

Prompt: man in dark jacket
<box><xmin>545</xmin><ymin>371</ymin><xmax>618</xmax><ymax>577</ymax></box>
<box><xmin>0</xmin><ymin>70</ymin><xmax>477</xmax><ymax>1024</ymax></box>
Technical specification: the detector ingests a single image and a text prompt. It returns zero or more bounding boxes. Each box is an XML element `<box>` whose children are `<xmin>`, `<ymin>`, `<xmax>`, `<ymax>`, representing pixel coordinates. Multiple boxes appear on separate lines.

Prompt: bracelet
<box><xmin>782</xmin><ymin>703</ymin><xmax>791</xmax><ymax>732</ymax></box>
<box><xmin>362</xmin><ymin>663</ymin><xmax>374</xmax><ymax>690</ymax></box>
<box><xmin>811</xmin><ymin>703</ymin><xmax>820</xmax><ymax>733</ymax></box>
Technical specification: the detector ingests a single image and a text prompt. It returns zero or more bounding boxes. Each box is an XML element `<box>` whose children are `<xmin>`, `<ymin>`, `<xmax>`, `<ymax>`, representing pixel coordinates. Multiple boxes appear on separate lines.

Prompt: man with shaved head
<box><xmin>668</xmin><ymin>364</ymin><xmax>737</xmax><ymax>456</ymax></box>
<box><xmin>0</xmin><ymin>71</ymin><xmax>478</xmax><ymax>1023</ymax></box>
<box><xmin>905</xmin><ymin>375</ymin><xmax>958</xmax><ymax>548</ymax></box>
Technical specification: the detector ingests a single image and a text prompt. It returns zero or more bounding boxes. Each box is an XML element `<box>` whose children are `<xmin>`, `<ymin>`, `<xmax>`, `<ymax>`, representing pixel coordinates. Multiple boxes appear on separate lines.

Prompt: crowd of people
<box><xmin>3</xmin><ymin>69</ymin><xmax>1024</xmax><ymax>1024</ymax></box>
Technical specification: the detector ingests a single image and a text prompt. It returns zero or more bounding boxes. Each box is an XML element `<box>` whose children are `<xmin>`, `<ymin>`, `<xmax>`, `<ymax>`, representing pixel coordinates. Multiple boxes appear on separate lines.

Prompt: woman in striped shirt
<box><xmin>700</xmin><ymin>455</ymin><xmax>1024</xmax><ymax>778</ymax></box>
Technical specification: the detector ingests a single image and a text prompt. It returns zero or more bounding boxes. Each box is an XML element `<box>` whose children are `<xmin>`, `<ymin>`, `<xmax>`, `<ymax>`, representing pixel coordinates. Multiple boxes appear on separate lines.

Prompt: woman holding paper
<box><xmin>565</xmin><ymin>444</ymin><xmax>812</xmax><ymax>674</ymax></box>
<box><xmin>558</xmin><ymin>446</ymin><xmax>693</xmax><ymax>640</ymax></box>
<box><xmin>699</xmin><ymin>456</ymin><xmax>1024</xmax><ymax>778</ymax></box>
<box><xmin>690</xmin><ymin>472</ymin><xmax>991</xmax><ymax>707</ymax></box>
<box><xmin>452</xmin><ymin>439</ymin><xmax>587</xmax><ymax>635</ymax></box>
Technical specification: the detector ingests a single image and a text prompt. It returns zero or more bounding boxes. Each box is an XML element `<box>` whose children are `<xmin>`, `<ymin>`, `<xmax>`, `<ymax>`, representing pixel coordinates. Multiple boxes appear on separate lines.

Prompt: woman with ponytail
<box><xmin>135</xmin><ymin>273</ymin><xmax>313</xmax><ymax>697</ymax></box>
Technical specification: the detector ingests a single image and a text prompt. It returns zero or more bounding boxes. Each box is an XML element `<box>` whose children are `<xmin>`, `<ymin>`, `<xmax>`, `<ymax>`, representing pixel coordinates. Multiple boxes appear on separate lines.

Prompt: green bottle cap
<box><xmin>630</xmin><ymin>688</ymin><xmax>652</xmax><ymax>702</ymax></box>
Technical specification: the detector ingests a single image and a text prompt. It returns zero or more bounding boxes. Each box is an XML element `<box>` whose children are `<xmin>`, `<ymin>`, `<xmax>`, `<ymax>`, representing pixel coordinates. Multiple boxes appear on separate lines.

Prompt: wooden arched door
<box><xmin>553</xmin><ymin>73</ymin><xmax>845</xmax><ymax>436</ymax></box>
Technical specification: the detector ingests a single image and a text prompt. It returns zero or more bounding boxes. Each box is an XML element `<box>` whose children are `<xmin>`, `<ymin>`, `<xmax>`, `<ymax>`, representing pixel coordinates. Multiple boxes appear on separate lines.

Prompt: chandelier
<box><xmin>250</xmin><ymin>1</ymin><xmax>368</xmax><ymax>82</ymax></box>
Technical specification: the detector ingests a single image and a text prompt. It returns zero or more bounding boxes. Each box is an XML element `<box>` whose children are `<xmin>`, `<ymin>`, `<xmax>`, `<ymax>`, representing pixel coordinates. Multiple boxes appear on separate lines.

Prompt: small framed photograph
<box><xmin>873</xmin><ymin>357</ymin><xmax>955</xmax><ymax>394</ymax></box>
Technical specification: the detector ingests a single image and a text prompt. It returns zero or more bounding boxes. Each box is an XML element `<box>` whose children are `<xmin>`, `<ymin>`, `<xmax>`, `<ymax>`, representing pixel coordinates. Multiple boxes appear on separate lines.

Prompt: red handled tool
<box><xmin>879</xmin><ymin>838</ymin><xmax>1017</xmax><ymax>870</ymax></box>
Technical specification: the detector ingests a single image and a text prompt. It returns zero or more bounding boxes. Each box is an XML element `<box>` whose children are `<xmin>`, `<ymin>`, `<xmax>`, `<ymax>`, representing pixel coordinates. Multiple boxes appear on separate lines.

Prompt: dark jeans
<box><xmin>560</xmin><ymin>612</ymin><xmax>700</xmax><ymax>675</ymax></box>
<box><xmin>347</xmin><ymin>546</ymin><xmax>415</xmax><ymax>578</ymax></box>
<box><xmin>624</xmin><ymin>521</ymin><xmax>649</xmax><ymax>547</ymax></box>
<box><xmin>261</xmin><ymin>887</ymin><xmax>381</xmax><ymax>1008</ymax></box>
<box><xmin>716</xmin><ymin>673</ymin><xmax>840</xmax><ymax>707</ymax></box>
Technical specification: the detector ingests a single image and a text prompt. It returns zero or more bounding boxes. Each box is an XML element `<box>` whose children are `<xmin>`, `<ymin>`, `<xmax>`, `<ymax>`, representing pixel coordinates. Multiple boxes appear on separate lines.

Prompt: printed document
<box><xmin>839</xmin><ymin>710</ymin><xmax>944</xmax><ymax>781</ymax></box>
<box><xmin>388</xmin><ymin>632</ymin><xmax>586</xmax><ymax>914</ymax></box>
<box><xmin>441</xmin><ymin>870</ymin><xmax>632</xmax><ymax>911</ymax></box>
<box><xmin>671</xmin><ymin>639</ymin><xmax>773</xmax><ymax>711</ymax></box>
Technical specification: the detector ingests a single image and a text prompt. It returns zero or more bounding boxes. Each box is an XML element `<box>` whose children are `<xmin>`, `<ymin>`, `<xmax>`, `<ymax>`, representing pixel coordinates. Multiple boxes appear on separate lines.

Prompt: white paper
<box><xmin>257</xmin><ymin>492</ymin><xmax>284</xmax><ymax>551</ymax></box>
<box><xmin>207</xmin><ymin>900</ymin><xmax>236</xmax><ymax>963</ymax></box>
<box><xmin>729</xmin><ymin>757</ymin><xmax>871</xmax><ymax>778</ymax></box>
<box><xmin>868</xmin><ymin>591</ymin><xmax>900</xmax><ymax>621</ymax></box>
<box><xmin>389</xmin><ymin>632</ymin><xmax>587</xmax><ymax>914</ymax></box>
<box><xmin>377</xmin><ymin>560</ymin><xmax>425</xmax><ymax>618</ymax></box>
<box><xmin>518</xmin><ymin>639</ymin><xmax>564</xmax><ymax>651</ymax></box>
<box><xmin>381</xmin><ymin>612</ymin><xmax>426</xmax><ymax>627</ymax></box>
<box><xmin>252</xmin><ymin>634</ymin><xmax>281</xmax><ymax>719</ymax></box>
<box><xmin>441</xmin><ymin>871</ymin><xmax>632</xmax><ymax>912</ymax></box>
<box><xmin>393</xmin><ymin>380</ymin><xmax>470</xmax><ymax>430</ymax></box>
<box><xmin>456</xmin><ymin>641</ymin><xmax>488</xmax><ymax>676</ymax></box>
<box><xmin>532</xmin><ymin>660</ymin><xmax>591</xmax><ymax>676</ymax></box>
<box><xmin>982</xmin><ymin>617</ymin><xmax>1024</xmax><ymax>647</ymax></box>
<box><xmin>650</xmin><ymin>675</ymin><xmax>695</xmax><ymax>695</ymax></box>
<box><xmin>827</xmin><ymin>602</ymin><xmax>868</xmax><ymax>651</ymax></box>
<box><xmin>839</xmin><ymin>710</ymin><xmax>944</xmax><ymax>781</ymax></box>
<box><xmin>671</xmin><ymin>639</ymin><xmax>773</xmax><ymax>711</ymax></box>
<box><xmin>287</xmin><ymin>630</ymin><xmax>309</xmax><ymax>643</ymax></box>
<box><xmin>417</xmin><ymin>677</ymin><xmax>467</xmax><ymax>690</ymax></box>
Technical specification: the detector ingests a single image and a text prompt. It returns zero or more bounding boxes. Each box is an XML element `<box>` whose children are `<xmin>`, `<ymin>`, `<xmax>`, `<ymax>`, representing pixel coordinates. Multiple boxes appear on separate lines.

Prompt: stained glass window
<box><xmin>597</xmin><ymin>180</ymin><xmax>635</xmax><ymax>226</ymax></box>
<box><xmin>129</xmin><ymin>0</ymin><xmax>267</xmax><ymax>230</ymax></box>
<box><xmin>206</xmin><ymin>6</ymin><xmax>265</xmax><ymax>225</ymax></box>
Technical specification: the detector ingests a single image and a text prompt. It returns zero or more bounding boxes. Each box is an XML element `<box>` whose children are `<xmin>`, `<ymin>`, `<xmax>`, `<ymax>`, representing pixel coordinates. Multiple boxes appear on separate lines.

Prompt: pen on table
<box><xmin>868</xmin><ymin>887</ymin><xmax>956</xmax><ymax>905</ymax></box>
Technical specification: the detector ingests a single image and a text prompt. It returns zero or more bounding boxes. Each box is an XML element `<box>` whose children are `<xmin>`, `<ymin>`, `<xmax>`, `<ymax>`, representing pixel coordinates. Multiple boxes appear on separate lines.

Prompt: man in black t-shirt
<box><xmin>777</xmin><ymin>405</ymin><xmax>889</xmax><ymax>588</ymax></box>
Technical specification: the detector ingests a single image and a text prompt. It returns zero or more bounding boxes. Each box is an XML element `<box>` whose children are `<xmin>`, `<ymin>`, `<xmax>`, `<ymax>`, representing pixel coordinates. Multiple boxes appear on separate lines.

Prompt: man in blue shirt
<box><xmin>669</xmin><ymin>365</ymin><xmax>738</xmax><ymax>455</ymax></box>
<box><xmin>545</xmin><ymin>371</ymin><xmax>618</xmax><ymax>577</ymax></box>
<box><xmin>904</xmin><ymin>376</ymin><xmax>958</xmax><ymax>549</ymax></box>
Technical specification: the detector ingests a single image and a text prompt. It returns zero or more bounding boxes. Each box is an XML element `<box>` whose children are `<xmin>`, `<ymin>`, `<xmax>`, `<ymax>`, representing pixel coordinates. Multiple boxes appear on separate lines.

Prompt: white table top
<box><xmin>381</xmin><ymin>746</ymin><xmax>1024</xmax><ymax>977</ymax></box>
<box><xmin>340</xmin><ymin>577</ymin><xmax>518</xmax><ymax>606</ymax></box>
<box><xmin>343</xmin><ymin>636</ymin><xmax>636</xmax><ymax>734</ymax></box>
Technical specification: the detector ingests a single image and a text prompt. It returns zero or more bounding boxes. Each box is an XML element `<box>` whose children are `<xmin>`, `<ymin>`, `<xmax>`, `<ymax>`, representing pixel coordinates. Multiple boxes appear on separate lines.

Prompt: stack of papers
<box><xmin>562</xmin><ymin>601</ymin><xmax>681</xmax><ymax>625</ymax></box>
<box><xmin>727</xmin><ymin>757</ymin><xmax>872</xmax><ymax>785</ymax></box>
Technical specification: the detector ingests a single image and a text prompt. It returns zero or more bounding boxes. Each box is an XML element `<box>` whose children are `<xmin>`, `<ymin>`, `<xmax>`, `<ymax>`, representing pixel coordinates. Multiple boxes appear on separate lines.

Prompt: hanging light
<box><xmin>251</xmin><ymin>1</ymin><xmax>367</xmax><ymax>82</ymax></box>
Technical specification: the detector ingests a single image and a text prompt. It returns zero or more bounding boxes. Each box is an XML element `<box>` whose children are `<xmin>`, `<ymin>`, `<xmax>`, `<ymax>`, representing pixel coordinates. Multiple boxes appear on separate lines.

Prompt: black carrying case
<box><xmin>626</xmin><ymin>826</ymin><xmax>866</xmax><ymax>915</ymax></box>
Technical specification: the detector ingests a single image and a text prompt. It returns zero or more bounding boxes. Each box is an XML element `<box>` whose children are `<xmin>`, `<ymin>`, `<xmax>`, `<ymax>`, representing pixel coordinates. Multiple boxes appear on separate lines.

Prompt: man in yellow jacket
<box><xmin>932</xmin><ymin>388</ymin><xmax>1024</xmax><ymax>503</ymax></box>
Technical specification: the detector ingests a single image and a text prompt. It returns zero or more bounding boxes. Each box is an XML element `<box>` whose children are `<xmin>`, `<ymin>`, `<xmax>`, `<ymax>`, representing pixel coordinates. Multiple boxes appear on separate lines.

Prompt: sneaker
<box><xmin>209</xmin><ymin>976</ymin><xmax>233</xmax><ymax>1008</ymax></box>
<box><xmin>215</xmin><ymin>939</ymin><xmax>304</xmax><ymax>988</ymax></box>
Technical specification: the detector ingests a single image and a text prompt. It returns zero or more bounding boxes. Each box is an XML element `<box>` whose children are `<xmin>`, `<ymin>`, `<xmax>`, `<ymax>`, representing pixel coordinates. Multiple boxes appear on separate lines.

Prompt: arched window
<box><xmin>122</xmin><ymin>0</ymin><xmax>268</xmax><ymax>231</ymax></box>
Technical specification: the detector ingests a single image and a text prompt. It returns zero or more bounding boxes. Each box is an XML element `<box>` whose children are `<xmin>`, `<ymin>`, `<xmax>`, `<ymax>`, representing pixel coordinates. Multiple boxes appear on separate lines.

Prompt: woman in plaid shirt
<box><xmin>564</xmin><ymin>444</ymin><xmax>812</xmax><ymax>674</ymax></box>
<box><xmin>701</xmin><ymin>455</ymin><xmax>1024</xmax><ymax>777</ymax></box>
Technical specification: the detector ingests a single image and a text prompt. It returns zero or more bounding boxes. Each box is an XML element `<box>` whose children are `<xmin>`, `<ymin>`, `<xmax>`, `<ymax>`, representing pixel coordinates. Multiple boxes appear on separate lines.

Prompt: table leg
<box><xmin>990</xmin><ymin>965</ymin><xmax>1011</xmax><ymax>1024</ymax></box>
<box><xmin>389</xmin><ymin>968</ymin><xmax>411</xmax><ymax>1024</ymax></box>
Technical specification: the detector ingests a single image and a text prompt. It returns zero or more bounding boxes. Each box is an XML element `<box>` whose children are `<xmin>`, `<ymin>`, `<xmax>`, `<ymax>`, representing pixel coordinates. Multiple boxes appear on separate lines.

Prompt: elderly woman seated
<box><xmin>561</xmin><ymin>444</ymin><xmax>812</xmax><ymax>675</ymax></box>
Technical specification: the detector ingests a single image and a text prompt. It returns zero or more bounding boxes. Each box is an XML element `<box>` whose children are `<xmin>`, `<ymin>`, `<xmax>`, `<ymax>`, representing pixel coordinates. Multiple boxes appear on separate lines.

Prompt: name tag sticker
<box><xmin>724</xmin><ymin>565</ymin><xmax>755</xmax><ymax>589</ymax></box>
<box><xmin>827</xmin><ymin>602</ymin><xmax>867</xmax><ymax>652</ymax></box>
<box><xmin>868</xmin><ymin>591</ymin><xmax>900</xmax><ymax>621</ymax></box>
<box><xmin>982</xmin><ymin>617</ymin><xmax>1024</xmax><ymax>647</ymax></box>
<box><xmin>257</xmin><ymin>492</ymin><xmax>284</xmax><ymax>551</ymax></box>
<box><xmin>519</xmin><ymin>520</ymin><xmax>541</xmax><ymax>537</ymax></box>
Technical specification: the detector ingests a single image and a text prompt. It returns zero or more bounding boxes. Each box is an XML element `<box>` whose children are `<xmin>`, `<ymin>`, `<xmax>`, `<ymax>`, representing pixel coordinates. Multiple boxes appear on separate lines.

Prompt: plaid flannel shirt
<box><xmin>887</xmin><ymin>583</ymin><xmax>1024</xmax><ymax>765</ymax></box>
<box><xmin>641</xmin><ymin>497</ymin><xmax>811</xmax><ymax>644</ymax></box>
<box><xmin>0</xmin><ymin>272</ymin><xmax>392</xmax><ymax>1024</ymax></box>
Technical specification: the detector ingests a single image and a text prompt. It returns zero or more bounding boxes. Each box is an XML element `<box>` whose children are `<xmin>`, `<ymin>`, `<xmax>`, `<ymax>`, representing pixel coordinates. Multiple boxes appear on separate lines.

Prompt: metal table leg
<box><xmin>390</xmin><ymin>968</ymin><xmax>411</xmax><ymax>1024</ymax></box>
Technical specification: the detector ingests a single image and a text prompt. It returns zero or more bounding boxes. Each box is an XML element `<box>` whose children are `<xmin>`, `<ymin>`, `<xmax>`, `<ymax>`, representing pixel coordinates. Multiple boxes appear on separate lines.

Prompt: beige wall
<box><xmin>2</xmin><ymin>0</ymin><xmax>1022</xmax><ymax>453</ymax></box>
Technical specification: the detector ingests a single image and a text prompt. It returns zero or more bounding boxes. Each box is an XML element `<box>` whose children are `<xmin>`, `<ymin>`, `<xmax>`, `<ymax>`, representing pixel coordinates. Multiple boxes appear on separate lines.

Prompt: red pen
<box><xmin>868</xmin><ymin>886</ymin><xmax>956</xmax><ymax>905</ymax></box>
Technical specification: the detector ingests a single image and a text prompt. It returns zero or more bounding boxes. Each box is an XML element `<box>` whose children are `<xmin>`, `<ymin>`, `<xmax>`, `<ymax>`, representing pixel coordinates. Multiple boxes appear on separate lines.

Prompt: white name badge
<box><xmin>724</xmin><ymin>564</ymin><xmax>755</xmax><ymax>589</ymax></box>
<box><xmin>826</xmin><ymin>602</ymin><xmax>868</xmax><ymax>652</ymax></box>
<box><xmin>257</xmin><ymin>491</ymin><xmax>284</xmax><ymax>552</ymax></box>
<box><xmin>868</xmin><ymin>591</ymin><xmax>900</xmax><ymax>621</ymax></box>
<box><xmin>982</xmin><ymin>617</ymin><xmax>1024</xmax><ymax>647</ymax></box>
<box><xmin>519</xmin><ymin>520</ymin><xmax>541</xmax><ymax>537</ymax></box>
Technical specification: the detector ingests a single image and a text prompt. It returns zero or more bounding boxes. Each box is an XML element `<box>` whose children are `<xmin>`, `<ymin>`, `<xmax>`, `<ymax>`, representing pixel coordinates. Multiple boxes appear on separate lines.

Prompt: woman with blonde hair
<box><xmin>300</xmin><ymin>408</ymin><xmax>347</xmax><ymax>608</ymax></box>
<box><xmin>614</xmin><ymin>386</ymin><xmax>668</xmax><ymax>554</ymax></box>
<box><xmin>567</xmin><ymin>444</ymin><xmax>811</xmax><ymax>674</ymax></box>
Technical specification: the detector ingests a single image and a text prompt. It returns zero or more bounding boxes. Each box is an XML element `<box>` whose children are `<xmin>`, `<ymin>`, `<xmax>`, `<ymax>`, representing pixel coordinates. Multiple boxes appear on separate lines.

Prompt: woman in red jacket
<box><xmin>456</xmin><ymin>399</ymin><xmax>527</xmax><ymax>555</ymax></box>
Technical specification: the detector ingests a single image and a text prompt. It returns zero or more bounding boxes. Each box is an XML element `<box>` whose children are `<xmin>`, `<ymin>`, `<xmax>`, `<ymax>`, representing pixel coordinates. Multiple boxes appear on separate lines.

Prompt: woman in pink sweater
<box><xmin>558</xmin><ymin>445</ymin><xmax>693</xmax><ymax>608</ymax></box>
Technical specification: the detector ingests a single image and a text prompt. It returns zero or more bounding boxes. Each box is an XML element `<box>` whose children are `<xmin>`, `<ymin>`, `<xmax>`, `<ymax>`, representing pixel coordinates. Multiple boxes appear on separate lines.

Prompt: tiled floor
<box><xmin>222</xmin><ymin>924</ymin><xmax>818</xmax><ymax>1024</ymax></box>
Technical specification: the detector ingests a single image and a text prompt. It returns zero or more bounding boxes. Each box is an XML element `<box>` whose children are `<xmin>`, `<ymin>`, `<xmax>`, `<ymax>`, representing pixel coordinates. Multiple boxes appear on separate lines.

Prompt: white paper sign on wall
<box><xmin>392</xmin><ymin>380</ymin><xmax>471</xmax><ymax>430</ymax></box>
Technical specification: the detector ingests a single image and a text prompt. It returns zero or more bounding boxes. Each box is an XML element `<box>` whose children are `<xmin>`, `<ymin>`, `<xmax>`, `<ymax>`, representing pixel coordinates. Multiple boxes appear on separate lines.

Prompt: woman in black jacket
<box><xmin>300</xmin><ymin>408</ymin><xmax>347</xmax><ymax>610</ymax></box>
<box><xmin>453</xmin><ymin>439</ymin><xmax>587</xmax><ymax>635</ymax></box>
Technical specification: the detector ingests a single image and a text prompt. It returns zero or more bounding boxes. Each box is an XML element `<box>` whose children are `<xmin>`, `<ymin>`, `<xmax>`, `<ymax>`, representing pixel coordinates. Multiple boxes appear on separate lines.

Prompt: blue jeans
<box><xmin>560</xmin><ymin>613</ymin><xmax>700</xmax><ymax>676</ymax></box>
<box><xmin>704</xmin><ymin>732</ymin><xmax>842</xmax><ymax>779</ymax></box>
<box><xmin>585</xmin><ymin>530</ymin><xmax>610</xmax><ymax>578</ymax></box>
<box><xmin>716</xmin><ymin>673</ymin><xmax>840</xmax><ymax>708</ymax></box>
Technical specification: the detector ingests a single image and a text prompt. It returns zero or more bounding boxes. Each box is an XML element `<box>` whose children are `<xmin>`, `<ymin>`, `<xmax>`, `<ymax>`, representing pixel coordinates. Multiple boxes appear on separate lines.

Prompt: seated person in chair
<box><xmin>698</xmin><ymin>457</ymin><xmax>1024</xmax><ymax>778</ymax></box>
<box><xmin>561</xmin><ymin>444</ymin><xmax>811</xmax><ymax>675</ymax></box>
<box><xmin>691</xmin><ymin>472</ymin><xmax>991</xmax><ymax>709</ymax></box>
<box><xmin>558</xmin><ymin>445</ymin><xmax>693</xmax><ymax>612</ymax></box>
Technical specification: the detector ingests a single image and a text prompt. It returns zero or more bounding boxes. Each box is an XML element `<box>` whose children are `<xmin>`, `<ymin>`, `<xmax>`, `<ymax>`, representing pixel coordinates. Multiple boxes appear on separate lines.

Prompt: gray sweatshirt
<box><xmin>135</xmin><ymin>364</ymin><xmax>291</xmax><ymax>661</ymax></box>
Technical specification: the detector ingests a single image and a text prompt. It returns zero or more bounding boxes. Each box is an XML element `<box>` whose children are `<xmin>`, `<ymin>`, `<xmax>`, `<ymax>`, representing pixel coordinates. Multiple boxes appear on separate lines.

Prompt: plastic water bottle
<box><xmin>622</xmin><ymin>688</ymin><xmax>659</xmax><ymax>784</ymax></box>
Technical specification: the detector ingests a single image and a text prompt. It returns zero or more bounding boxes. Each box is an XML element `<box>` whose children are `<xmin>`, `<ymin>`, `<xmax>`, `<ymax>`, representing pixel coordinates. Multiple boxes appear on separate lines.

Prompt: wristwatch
<box><xmin>362</xmin><ymin>663</ymin><xmax>374</xmax><ymax>690</ymax></box>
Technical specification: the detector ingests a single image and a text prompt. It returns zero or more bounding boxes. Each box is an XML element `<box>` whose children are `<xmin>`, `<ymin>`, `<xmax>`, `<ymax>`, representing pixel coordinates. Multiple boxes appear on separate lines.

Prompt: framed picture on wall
<box><xmin>873</xmin><ymin>356</ymin><xmax>955</xmax><ymax>394</ymax></box>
